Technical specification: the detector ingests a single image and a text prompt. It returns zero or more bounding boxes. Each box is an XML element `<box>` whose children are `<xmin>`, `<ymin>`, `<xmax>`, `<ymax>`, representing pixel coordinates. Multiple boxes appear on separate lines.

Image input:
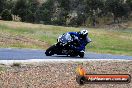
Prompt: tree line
<box><xmin>0</xmin><ymin>0</ymin><xmax>132</xmax><ymax>27</ymax></box>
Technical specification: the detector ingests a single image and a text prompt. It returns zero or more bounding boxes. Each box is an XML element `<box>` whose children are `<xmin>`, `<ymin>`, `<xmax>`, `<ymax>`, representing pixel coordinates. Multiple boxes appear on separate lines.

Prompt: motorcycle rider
<box><xmin>45</xmin><ymin>28</ymin><xmax>91</xmax><ymax>57</ymax></box>
<box><xmin>62</xmin><ymin>29</ymin><xmax>91</xmax><ymax>52</ymax></box>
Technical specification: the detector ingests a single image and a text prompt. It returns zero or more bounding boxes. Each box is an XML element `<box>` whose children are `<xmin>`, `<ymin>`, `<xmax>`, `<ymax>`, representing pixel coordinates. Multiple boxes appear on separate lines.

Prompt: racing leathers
<box><xmin>67</xmin><ymin>32</ymin><xmax>91</xmax><ymax>52</ymax></box>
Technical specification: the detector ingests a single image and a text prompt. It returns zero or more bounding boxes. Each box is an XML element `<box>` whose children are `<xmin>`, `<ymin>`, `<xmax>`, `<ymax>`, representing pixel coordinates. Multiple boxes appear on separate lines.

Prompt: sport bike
<box><xmin>45</xmin><ymin>33</ymin><xmax>86</xmax><ymax>58</ymax></box>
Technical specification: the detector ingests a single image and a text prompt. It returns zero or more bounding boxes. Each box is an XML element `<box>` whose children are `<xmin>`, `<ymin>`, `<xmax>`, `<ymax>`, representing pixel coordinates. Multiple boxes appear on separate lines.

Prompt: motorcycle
<box><xmin>45</xmin><ymin>33</ymin><xmax>86</xmax><ymax>58</ymax></box>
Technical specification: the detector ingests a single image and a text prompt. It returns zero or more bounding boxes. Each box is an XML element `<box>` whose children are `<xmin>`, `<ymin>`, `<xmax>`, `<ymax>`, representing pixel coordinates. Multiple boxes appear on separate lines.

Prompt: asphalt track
<box><xmin>0</xmin><ymin>48</ymin><xmax>132</xmax><ymax>61</ymax></box>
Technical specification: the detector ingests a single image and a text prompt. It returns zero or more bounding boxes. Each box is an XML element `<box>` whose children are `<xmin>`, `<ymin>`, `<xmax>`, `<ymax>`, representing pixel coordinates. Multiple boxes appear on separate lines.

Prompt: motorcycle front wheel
<box><xmin>45</xmin><ymin>45</ymin><xmax>56</xmax><ymax>56</ymax></box>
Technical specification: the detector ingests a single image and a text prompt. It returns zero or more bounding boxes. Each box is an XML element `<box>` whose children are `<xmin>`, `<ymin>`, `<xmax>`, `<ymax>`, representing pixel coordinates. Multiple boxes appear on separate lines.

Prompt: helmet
<box><xmin>79</xmin><ymin>29</ymin><xmax>88</xmax><ymax>38</ymax></box>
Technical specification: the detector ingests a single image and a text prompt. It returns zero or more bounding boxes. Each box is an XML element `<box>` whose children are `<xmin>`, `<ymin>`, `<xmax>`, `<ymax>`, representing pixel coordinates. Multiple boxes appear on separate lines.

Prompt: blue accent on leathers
<box><xmin>68</xmin><ymin>32</ymin><xmax>89</xmax><ymax>51</ymax></box>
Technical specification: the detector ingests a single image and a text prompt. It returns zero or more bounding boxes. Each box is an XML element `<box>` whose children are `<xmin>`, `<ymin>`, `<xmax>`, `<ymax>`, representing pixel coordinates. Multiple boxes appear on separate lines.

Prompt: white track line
<box><xmin>0</xmin><ymin>59</ymin><xmax>131</xmax><ymax>65</ymax></box>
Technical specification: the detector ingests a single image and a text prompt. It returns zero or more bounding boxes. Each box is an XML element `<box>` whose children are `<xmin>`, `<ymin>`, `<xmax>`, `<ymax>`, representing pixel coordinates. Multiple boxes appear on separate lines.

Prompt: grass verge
<box><xmin>0</xmin><ymin>20</ymin><xmax>132</xmax><ymax>55</ymax></box>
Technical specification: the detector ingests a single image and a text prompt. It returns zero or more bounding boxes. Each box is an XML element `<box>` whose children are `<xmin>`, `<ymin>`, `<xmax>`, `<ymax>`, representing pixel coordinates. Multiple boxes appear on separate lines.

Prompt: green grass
<box><xmin>0</xmin><ymin>67</ymin><xmax>5</xmax><ymax>72</ymax></box>
<box><xmin>0</xmin><ymin>20</ymin><xmax>132</xmax><ymax>56</ymax></box>
<box><xmin>87</xmin><ymin>29</ymin><xmax>132</xmax><ymax>55</ymax></box>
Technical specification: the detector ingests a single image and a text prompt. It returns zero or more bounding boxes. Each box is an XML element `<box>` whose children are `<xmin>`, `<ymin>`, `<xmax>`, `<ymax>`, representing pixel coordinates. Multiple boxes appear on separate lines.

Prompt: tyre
<box><xmin>76</xmin><ymin>76</ymin><xmax>85</xmax><ymax>85</ymax></box>
<box><xmin>70</xmin><ymin>51</ymin><xmax>78</xmax><ymax>57</ymax></box>
<box><xmin>45</xmin><ymin>45</ymin><xmax>56</xmax><ymax>56</ymax></box>
<box><xmin>79</xmin><ymin>52</ymin><xmax>84</xmax><ymax>58</ymax></box>
<box><xmin>70</xmin><ymin>54</ymin><xmax>78</xmax><ymax>57</ymax></box>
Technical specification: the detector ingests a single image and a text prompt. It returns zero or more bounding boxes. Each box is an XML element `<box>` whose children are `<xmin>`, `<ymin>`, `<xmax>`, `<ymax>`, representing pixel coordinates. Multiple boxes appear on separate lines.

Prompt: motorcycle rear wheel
<box><xmin>70</xmin><ymin>54</ymin><xmax>78</xmax><ymax>57</ymax></box>
<box><xmin>79</xmin><ymin>52</ymin><xmax>84</xmax><ymax>58</ymax></box>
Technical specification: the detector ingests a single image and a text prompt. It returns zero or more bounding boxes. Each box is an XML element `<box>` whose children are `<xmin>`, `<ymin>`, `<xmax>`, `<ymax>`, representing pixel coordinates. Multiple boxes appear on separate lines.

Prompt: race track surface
<box><xmin>0</xmin><ymin>48</ymin><xmax>132</xmax><ymax>60</ymax></box>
